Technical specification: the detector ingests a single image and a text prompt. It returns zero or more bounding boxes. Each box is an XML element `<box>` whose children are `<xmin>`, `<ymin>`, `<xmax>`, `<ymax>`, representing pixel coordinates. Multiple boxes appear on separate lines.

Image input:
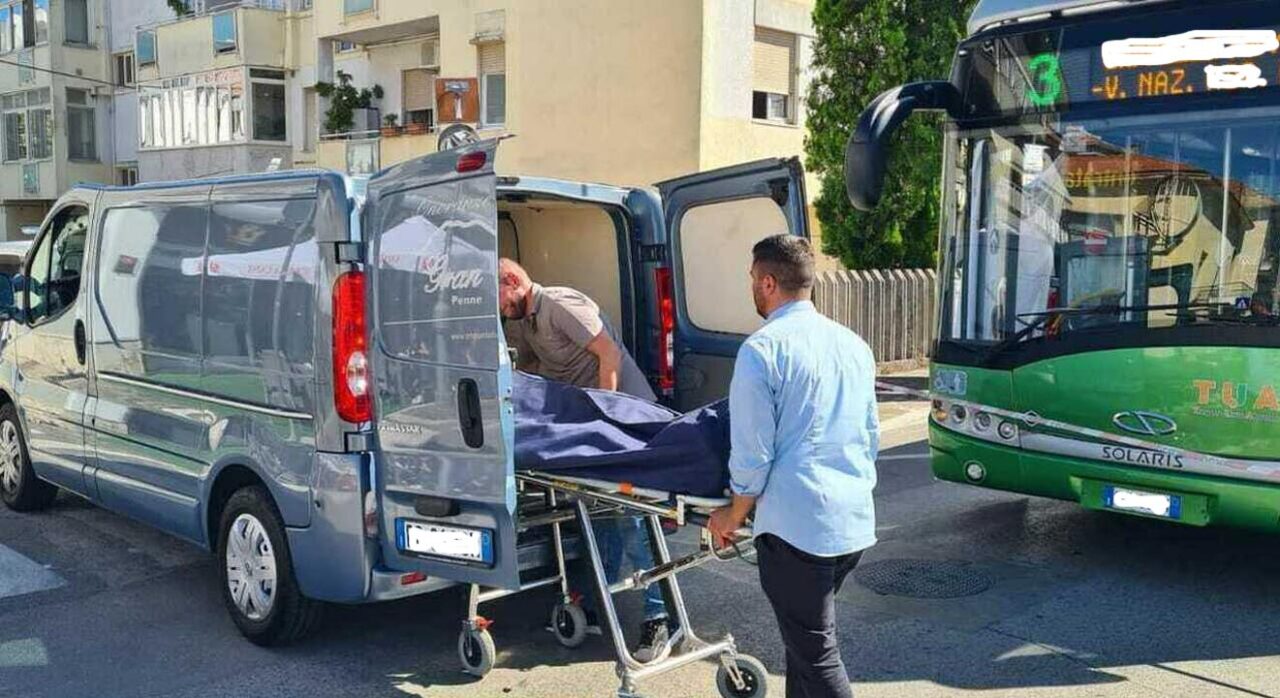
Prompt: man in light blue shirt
<box><xmin>709</xmin><ymin>234</ymin><xmax>878</xmax><ymax>698</ymax></box>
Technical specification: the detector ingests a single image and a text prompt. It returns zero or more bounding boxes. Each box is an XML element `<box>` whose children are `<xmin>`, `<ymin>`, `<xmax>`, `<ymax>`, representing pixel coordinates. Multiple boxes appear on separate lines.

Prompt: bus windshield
<box><xmin>939</xmin><ymin>2</ymin><xmax>1280</xmax><ymax>359</ymax></box>
<box><xmin>942</xmin><ymin>110</ymin><xmax>1280</xmax><ymax>353</ymax></box>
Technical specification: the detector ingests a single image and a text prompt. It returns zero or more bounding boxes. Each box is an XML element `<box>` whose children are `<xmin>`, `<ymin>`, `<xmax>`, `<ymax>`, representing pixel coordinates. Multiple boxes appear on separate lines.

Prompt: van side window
<box><xmin>97</xmin><ymin>206</ymin><xmax>207</xmax><ymax>361</ymax></box>
<box><xmin>679</xmin><ymin>197</ymin><xmax>790</xmax><ymax>335</ymax></box>
<box><xmin>27</xmin><ymin>206</ymin><xmax>89</xmax><ymax>324</ymax></box>
<box><xmin>204</xmin><ymin>200</ymin><xmax>317</xmax><ymax>371</ymax></box>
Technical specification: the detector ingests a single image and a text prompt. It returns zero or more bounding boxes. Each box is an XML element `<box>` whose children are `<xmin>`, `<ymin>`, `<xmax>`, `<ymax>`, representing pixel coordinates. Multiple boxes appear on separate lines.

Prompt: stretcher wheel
<box><xmin>551</xmin><ymin>602</ymin><xmax>588</xmax><ymax>648</ymax></box>
<box><xmin>716</xmin><ymin>654</ymin><xmax>768</xmax><ymax>698</ymax></box>
<box><xmin>458</xmin><ymin>627</ymin><xmax>496</xmax><ymax>677</ymax></box>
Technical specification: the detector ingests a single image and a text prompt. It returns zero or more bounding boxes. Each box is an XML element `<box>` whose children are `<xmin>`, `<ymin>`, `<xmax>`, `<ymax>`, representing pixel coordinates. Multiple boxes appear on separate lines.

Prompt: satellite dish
<box><xmin>438</xmin><ymin>123</ymin><xmax>479</xmax><ymax>151</ymax></box>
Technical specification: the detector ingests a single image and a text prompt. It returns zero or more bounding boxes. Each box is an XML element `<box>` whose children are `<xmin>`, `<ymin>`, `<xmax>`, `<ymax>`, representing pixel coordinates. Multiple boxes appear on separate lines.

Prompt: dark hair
<box><xmin>751</xmin><ymin>234</ymin><xmax>814</xmax><ymax>293</ymax></box>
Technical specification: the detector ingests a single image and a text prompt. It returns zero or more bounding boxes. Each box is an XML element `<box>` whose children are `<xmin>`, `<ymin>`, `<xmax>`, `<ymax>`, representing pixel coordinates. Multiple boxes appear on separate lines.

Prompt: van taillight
<box><xmin>654</xmin><ymin>267</ymin><xmax>676</xmax><ymax>395</ymax></box>
<box><xmin>333</xmin><ymin>271</ymin><xmax>372</xmax><ymax>423</ymax></box>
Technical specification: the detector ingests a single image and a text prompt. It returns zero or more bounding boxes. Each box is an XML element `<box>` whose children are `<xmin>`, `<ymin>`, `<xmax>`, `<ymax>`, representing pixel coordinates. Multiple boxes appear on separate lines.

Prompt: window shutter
<box><xmin>403</xmin><ymin>68</ymin><xmax>434</xmax><ymax>112</ymax></box>
<box><xmin>478</xmin><ymin>42</ymin><xmax>505</xmax><ymax>75</ymax></box>
<box><xmin>753</xmin><ymin>27</ymin><xmax>793</xmax><ymax>95</ymax></box>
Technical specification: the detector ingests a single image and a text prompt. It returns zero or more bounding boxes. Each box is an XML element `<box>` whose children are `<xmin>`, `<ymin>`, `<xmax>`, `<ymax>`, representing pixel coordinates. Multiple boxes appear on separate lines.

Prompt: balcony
<box><xmin>317</xmin><ymin>128</ymin><xmax>439</xmax><ymax>175</ymax></box>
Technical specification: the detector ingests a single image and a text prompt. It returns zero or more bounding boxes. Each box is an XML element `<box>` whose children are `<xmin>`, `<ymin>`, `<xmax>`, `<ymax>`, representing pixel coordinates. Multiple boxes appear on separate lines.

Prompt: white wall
<box><xmin>107</xmin><ymin>0</ymin><xmax>175</xmax><ymax>52</ymax></box>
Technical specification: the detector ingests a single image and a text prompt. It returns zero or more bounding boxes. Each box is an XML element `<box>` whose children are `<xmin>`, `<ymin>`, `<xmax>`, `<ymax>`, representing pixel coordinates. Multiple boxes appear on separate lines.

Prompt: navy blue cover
<box><xmin>513</xmin><ymin>372</ymin><xmax>731</xmax><ymax>498</ymax></box>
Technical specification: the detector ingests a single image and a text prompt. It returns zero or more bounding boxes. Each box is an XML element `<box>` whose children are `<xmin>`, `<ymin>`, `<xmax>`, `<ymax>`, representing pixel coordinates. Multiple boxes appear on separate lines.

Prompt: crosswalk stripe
<box><xmin>0</xmin><ymin>543</ymin><xmax>65</xmax><ymax>600</ymax></box>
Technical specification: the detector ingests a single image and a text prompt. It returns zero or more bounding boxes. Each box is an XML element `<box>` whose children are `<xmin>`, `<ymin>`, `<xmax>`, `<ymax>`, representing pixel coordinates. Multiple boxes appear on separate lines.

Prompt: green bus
<box><xmin>848</xmin><ymin>0</ymin><xmax>1280</xmax><ymax>530</ymax></box>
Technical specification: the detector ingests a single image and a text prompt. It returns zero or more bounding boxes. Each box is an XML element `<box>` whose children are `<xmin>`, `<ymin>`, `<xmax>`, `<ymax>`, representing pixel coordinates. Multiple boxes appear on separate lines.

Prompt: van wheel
<box><xmin>0</xmin><ymin>404</ymin><xmax>56</xmax><ymax>512</ymax></box>
<box><xmin>216</xmin><ymin>486</ymin><xmax>323</xmax><ymax>646</ymax></box>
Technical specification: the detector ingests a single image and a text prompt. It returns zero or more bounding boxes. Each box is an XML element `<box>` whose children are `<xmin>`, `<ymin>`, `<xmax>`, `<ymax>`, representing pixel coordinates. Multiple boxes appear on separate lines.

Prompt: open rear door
<box><xmin>657</xmin><ymin>158</ymin><xmax>809</xmax><ymax>410</ymax></box>
<box><xmin>364</xmin><ymin>140</ymin><xmax>519</xmax><ymax>589</ymax></box>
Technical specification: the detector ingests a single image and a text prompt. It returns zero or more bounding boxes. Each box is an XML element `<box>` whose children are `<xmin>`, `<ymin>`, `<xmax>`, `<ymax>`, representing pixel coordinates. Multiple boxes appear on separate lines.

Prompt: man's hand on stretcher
<box><xmin>708</xmin><ymin>494</ymin><xmax>757</xmax><ymax>549</ymax></box>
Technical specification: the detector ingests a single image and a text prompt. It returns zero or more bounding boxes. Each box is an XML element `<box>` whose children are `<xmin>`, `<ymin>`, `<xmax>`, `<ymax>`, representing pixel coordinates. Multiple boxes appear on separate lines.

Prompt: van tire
<box><xmin>0</xmin><ymin>403</ymin><xmax>57</xmax><ymax>512</ymax></box>
<box><xmin>216</xmin><ymin>485</ymin><xmax>323</xmax><ymax>646</ymax></box>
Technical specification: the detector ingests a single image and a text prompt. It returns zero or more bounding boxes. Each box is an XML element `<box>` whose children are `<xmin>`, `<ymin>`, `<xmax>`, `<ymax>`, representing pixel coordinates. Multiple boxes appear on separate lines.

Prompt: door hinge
<box><xmin>335</xmin><ymin>241</ymin><xmax>365</xmax><ymax>264</ymax></box>
<box><xmin>639</xmin><ymin>244</ymin><xmax>665</xmax><ymax>263</ymax></box>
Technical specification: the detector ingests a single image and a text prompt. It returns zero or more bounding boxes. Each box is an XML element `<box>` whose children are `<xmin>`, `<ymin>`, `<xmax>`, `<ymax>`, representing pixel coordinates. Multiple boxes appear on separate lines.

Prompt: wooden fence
<box><xmin>812</xmin><ymin>269</ymin><xmax>937</xmax><ymax>365</ymax></box>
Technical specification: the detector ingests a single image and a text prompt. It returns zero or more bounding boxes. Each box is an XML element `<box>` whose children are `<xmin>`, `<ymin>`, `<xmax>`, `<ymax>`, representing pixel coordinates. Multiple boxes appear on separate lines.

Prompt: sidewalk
<box><xmin>876</xmin><ymin>367</ymin><xmax>929</xmax><ymax>435</ymax></box>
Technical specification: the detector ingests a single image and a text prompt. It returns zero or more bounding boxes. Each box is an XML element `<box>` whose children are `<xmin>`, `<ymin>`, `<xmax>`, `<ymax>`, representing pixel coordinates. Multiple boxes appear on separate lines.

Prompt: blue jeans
<box><xmin>596</xmin><ymin>516</ymin><xmax>667</xmax><ymax>622</ymax></box>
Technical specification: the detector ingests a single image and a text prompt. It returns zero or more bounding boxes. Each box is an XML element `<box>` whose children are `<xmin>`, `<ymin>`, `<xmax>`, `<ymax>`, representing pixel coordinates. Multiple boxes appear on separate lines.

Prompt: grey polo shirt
<box><xmin>504</xmin><ymin>284</ymin><xmax>657</xmax><ymax>401</ymax></box>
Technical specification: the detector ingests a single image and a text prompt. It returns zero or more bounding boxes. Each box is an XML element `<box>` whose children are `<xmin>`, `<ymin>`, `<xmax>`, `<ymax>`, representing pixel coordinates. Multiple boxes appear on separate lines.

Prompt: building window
<box><xmin>251</xmin><ymin>77</ymin><xmax>286</xmax><ymax>141</ymax></box>
<box><xmin>64</xmin><ymin>0</ymin><xmax>87</xmax><ymax>45</ymax></box>
<box><xmin>139</xmin><ymin>74</ymin><xmax>247</xmax><ymax>150</ymax></box>
<box><xmin>0</xmin><ymin>1</ymin><xmax>37</xmax><ymax>53</ymax></box>
<box><xmin>4</xmin><ymin>111</ymin><xmax>25</xmax><ymax>161</ymax></box>
<box><xmin>66</xmin><ymin>88</ymin><xmax>96</xmax><ymax>160</ymax></box>
<box><xmin>137</xmin><ymin>30</ymin><xmax>156</xmax><ymax>67</ymax></box>
<box><xmin>212</xmin><ymin>12</ymin><xmax>236</xmax><ymax>54</ymax></box>
<box><xmin>344</xmin><ymin>0</ymin><xmax>373</xmax><ymax>15</ymax></box>
<box><xmin>402</xmin><ymin>68</ymin><xmax>435</xmax><ymax>130</ymax></box>
<box><xmin>334</xmin><ymin>40</ymin><xmax>357</xmax><ymax>53</ymax></box>
<box><xmin>114</xmin><ymin>51</ymin><xmax>135</xmax><ymax>88</ymax></box>
<box><xmin>31</xmin><ymin>0</ymin><xmax>47</xmax><ymax>46</ymax></box>
<box><xmin>117</xmin><ymin>166</ymin><xmax>138</xmax><ymax>186</ymax></box>
<box><xmin>478</xmin><ymin>42</ymin><xmax>505</xmax><ymax>127</ymax></box>
<box><xmin>1</xmin><ymin>87</ymin><xmax>47</xmax><ymax>162</ymax></box>
<box><xmin>752</xmin><ymin>27</ymin><xmax>795</xmax><ymax>123</ymax></box>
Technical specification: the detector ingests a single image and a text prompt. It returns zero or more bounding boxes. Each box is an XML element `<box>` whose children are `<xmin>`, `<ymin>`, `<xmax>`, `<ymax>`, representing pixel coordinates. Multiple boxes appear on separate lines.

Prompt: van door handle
<box><xmin>73</xmin><ymin>320</ymin><xmax>86</xmax><ymax>366</ymax></box>
<box><xmin>456</xmin><ymin>378</ymin><xmax>484</xmax><ymax>449</ymax></box>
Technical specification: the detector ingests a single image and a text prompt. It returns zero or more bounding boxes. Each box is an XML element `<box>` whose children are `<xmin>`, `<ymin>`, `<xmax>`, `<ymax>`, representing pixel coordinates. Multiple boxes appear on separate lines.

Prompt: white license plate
<box><xmin>398</xmin><ymin>520</ymin><xmax>492</xmax><ymax>563</ymax></box>
<box><xmin>1103</xmin><ymin>486</ymin><xmax>1181</xmax><ymax>520</ymax></box>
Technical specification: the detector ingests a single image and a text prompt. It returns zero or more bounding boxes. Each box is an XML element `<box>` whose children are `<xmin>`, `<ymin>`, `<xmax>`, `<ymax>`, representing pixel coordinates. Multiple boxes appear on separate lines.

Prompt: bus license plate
<box><xmin>1103</xmin><ymin>486</ymin><xmax>1182</xmax><ymax>520</ymax></box>
<box><xmin>398</xmin><ymin>520</ymin><xmax>492</xmax><ymax>564</ymax></box>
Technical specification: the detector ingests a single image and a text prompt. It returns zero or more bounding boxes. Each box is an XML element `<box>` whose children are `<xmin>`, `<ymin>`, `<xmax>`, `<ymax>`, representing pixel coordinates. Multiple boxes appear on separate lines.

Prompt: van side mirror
<box><xmin>845</xmin><ymin>81</ymin><xmax>962</xmax><ymax>211</ymax></box>
<box><xmin>0</xmin><ymin>276</ymin><xmax>16</xmax><ymax>322</ymax></box>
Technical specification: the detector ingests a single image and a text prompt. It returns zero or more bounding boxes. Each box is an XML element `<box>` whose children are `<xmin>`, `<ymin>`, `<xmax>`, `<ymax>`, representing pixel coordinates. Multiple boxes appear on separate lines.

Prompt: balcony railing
<box><xmin>180</xmin><ymin>0</ymin><xmax>294</xmax><ymax>17</ymax></box>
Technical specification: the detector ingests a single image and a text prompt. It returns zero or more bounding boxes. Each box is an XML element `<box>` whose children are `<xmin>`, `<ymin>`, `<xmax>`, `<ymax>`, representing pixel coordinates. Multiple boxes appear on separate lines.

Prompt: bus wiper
<box><xmin>981</xmin><ymin>302</ymin><xmax>1227</xmax><ymax>364</ymax></box>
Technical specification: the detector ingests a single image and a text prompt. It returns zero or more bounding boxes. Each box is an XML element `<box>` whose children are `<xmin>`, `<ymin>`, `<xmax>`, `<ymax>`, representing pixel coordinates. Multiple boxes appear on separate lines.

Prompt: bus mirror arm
<box><xmin>845</xmin><ymin>81</ymin><xmax>962</xmax><ymax>211</ymax></box>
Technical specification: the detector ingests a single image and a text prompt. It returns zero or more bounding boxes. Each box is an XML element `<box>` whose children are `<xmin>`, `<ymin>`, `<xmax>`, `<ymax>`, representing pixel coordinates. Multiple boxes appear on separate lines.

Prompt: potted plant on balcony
<box><xmin>381</xmin><ymin>113</ymin><xmax>402</xmax><ymax>138</ymax></box>
<box><xmin>316</xmin><ymin>71</ymin><xmax>384</xmax><ymax>136</ymax></box>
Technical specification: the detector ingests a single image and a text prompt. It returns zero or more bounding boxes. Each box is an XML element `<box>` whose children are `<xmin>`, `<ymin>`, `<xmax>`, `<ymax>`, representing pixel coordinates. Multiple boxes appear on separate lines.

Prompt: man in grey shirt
<box><xmin>500</xmin><ymin>259</ymin><xmax>655</xmax><ymax>401</ymax></box>
<box><xmin>499</xmin><ymin>258</ymin><xmax>671</xmax><ymax>661</ymax></box>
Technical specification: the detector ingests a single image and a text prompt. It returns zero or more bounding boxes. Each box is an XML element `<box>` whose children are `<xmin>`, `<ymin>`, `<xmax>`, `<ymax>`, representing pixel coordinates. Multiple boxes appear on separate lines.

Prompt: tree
<box><xmin>315</xmin><ymin>71</ymin><xmax>383</xmax><ymax>135</ymax></box>
<box><xmin>805</xmin><ymin>0</ymin><xmax>975</xmax><ymax>270</ymax></box>
<box><xmin>167</xmin><ymin>0</ymin><xmax>189</xmax><ymax>17</ymax></box>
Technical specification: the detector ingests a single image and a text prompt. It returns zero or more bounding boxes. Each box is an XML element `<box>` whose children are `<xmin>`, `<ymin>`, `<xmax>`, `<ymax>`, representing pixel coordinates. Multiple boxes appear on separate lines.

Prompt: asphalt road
<box><xmin>4</xmin><ymin>401</ymin><xmax>1280</xmax><ymax>698</ymax></box>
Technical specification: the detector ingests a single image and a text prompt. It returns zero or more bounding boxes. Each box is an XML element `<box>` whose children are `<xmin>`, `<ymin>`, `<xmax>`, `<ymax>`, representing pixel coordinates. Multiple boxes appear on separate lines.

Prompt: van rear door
<box><xmin>656</xmin><ymin>158</ymin><xmax>809</xmax><ymax>409</ymax></box>
<box><xmin>363</xmin><ymin>140</ymin><xmax>519</xmax><ymax>589</ymax></box>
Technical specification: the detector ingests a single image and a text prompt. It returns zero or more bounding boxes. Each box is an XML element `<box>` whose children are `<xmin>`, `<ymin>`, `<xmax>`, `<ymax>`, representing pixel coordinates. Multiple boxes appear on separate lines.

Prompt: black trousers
<box><xmin>755</xmin><ymin>533</ymin><xmax>862</xmax><ymax>698</ymax></box>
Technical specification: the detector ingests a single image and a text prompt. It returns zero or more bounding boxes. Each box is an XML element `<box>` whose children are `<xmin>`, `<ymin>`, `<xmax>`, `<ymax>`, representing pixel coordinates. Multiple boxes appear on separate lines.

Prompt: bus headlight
<box><xmin>974</xmin><ymin>412</ymin><xmax>993</xmax><ymax>432</ymax></box>
<box><xmin>964</xmin><ymin>461</ymin><xmax>987</xmax><ymax>482</ymax></box>
<box><xmin>932</xmin><ymin>399</ymin><xmax>950</xmax><ymax>423</ymax></box>
<box><xmin>950</xmin><ymin>404</ymin><xmax>968</xmax><ymax>425</ymax></box>
<box><xmin>998</xmin><ymin>421</ymin><xmax>1018</xmax><ymax>441</ymax></box>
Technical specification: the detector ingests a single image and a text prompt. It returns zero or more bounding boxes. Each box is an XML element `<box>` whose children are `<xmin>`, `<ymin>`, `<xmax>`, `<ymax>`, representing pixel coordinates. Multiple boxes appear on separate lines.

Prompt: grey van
<box><xmin>0</xmin><ymin>140</ymin><xmax>807</xmax><ymax>644</ymax></box>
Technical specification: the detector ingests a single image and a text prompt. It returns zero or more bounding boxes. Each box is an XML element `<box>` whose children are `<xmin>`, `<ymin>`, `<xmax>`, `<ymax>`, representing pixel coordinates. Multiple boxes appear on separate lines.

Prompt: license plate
<box><xmin>397</xmin><ymin>520</ymin><xmax>493</xmax><ymax>564</ymax></box>
<box><xmin>1103</xmin><ymin>486</ymin><xmax>1182</xmax><ymax>520</ymax></box>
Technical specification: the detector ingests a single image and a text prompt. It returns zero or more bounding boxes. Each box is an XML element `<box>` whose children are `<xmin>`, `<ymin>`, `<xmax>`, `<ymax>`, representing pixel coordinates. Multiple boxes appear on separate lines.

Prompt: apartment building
<box><xmin>309</xmin><ymin>0</ymin><xmax>817</xmax><ymax>192</ymax></box>
<box><xmin>131</xmin><ymin>0</ymin><xmax>314</xmax><ymax>182</ymax></box>
<box><xmin>0</xmin><ymin>0</ymin><xmax>115</xmax><ymax>239</ymax></box>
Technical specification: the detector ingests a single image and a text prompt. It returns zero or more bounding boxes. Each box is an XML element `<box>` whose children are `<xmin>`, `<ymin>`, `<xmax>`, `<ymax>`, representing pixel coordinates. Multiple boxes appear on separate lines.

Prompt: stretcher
<box><xmin>455</xmin><ymin>469</ymin><xmax>768</xmax><ymax>698</ymax></box>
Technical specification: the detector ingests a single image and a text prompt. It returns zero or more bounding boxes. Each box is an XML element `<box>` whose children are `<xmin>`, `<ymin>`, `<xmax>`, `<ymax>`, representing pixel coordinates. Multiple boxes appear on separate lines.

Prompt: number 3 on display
<box><xmin>1027</xmin><ymin>53</ymin><xmax>1064</xmax><ymax>107</ymax></box>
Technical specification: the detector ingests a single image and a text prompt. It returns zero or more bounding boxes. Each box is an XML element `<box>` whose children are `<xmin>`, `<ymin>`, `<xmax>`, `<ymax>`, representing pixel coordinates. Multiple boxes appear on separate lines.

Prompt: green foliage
<box><xmin>316</xmin><ymin>71</ymin><xmax>383</xmax><ymax>135</ymax></box>
<box><xmin>167</xmin><ymin>0</ymin><xmax>189</xmax><ymax>17</ymax></box>
<box><xmin>805</xmin><ymin>0</ymin><xmax>975</xmax><ymax>269</ymax></box>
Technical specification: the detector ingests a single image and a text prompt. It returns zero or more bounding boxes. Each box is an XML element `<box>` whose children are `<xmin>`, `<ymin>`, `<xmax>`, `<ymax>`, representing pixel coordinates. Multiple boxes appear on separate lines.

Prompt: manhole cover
<box><xmin>854</xmin><ymin>559</ymin><xmax>992</xmax><ymax>598</ymax></box>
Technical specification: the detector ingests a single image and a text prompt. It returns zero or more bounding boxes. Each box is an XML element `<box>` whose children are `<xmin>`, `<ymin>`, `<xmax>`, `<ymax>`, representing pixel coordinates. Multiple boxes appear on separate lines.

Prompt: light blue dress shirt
<box><xmin>728</xmin><ymin>300</ymin><xmax>879</xmax><ymax>557</ymax></box>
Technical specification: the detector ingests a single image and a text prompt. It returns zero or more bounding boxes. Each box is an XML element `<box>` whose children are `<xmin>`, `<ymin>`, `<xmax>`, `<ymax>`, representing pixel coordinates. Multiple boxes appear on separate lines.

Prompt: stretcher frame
<box><xmin>456</xmin><ymin>470</ymin><xmax>766</xmax><ymax>698</ymax></box>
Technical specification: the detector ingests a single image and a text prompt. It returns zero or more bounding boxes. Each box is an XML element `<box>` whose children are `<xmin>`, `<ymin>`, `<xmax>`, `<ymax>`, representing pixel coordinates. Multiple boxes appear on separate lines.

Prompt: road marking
<box><xmin>0</xmin><ymin>544</ymin><xmax>65</xmax><ymax>600</ymax></box>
